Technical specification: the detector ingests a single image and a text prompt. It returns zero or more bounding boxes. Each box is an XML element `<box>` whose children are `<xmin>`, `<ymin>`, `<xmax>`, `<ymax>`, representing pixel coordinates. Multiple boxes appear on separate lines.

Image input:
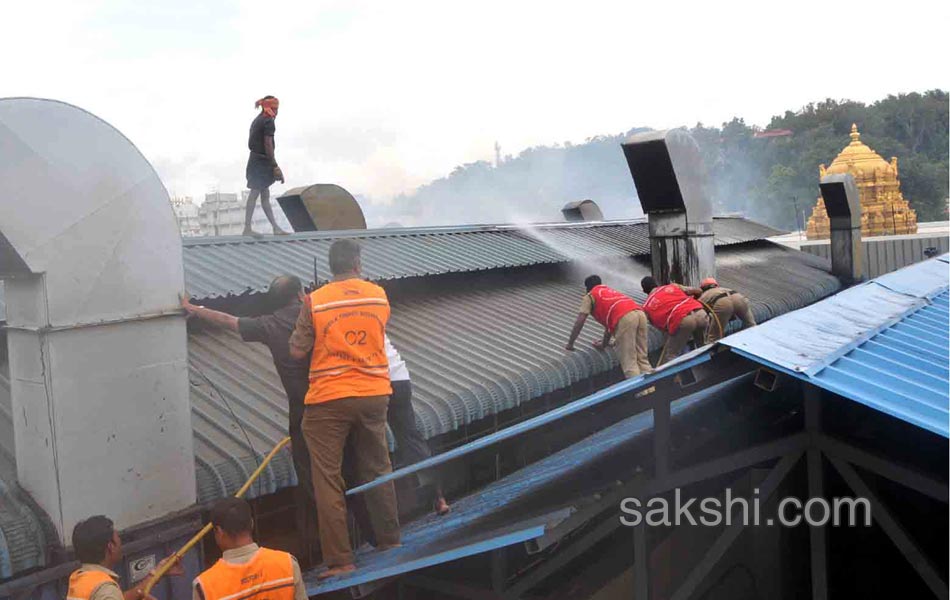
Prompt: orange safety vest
<box><xmin>195</xmin><ymin>547</ymin><xmax>296</xmax><ymax>600</ymax></box>
<box><xmin>588</xmin><ymin>285</ymin><xmax>641</xmax><ymax>334</ymax></box>
<box><xmin>305</xmin><ymin>278</ymin><xmax>392</xmax><ymax>404</ymax></box>
<box><xmin>643</xmin><ymin>284</ymin><xmax>703</xmax><ymax>334</ymax></box>
<box><xmin>66</xmin><ymin>568</ymin><xmax>119</xmax><ymax>600</ymax></box>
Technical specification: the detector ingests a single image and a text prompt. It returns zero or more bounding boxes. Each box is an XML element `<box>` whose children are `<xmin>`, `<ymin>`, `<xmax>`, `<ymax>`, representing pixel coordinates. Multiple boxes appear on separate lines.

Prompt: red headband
<box><xmin>255</xmin><ymin>97</ymin><xmax>279</xmax><ymax>117</ymax></box>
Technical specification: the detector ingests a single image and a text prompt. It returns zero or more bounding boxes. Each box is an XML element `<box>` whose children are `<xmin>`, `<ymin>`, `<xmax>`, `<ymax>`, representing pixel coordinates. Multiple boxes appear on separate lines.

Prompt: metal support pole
<box><xmin>828</xmin><ymin>456</ymin><xmax>949</xmax><ymax>600</ymax></box>
<box><xmin>818</xmin><ymin>435</ymin><xmax>948</xmax><ymax>502</ymax></box>
<box><xmin>654</xmin><ymin>399</ymin><xmax>671</xmax><ymax>479</ymax></box>
<box><xmin>804</xmin><ymin>386</ymin><xmax>828</xmax><ymax>600</ymax></box>
<box><xmin>491</xmin><ymin>549</ymin><xmax>506</xmax><ymax>593</ymax></box>
<box><xmin>669</xmin><ymin>450</ymin><xmax>803</xmax><ymax>600</ymax></box>
<box><xmin>634</xmin><ymin>519</ymin><xmax>649</xmax><ymax>600</ymax></box>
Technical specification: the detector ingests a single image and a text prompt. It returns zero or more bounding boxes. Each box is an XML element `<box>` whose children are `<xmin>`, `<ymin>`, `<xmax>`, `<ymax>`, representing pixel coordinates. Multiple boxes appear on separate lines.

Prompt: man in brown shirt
<box><xmin>181</xmin><ymin>276</ymin><xmax>317</xmax><ymax>562</ymax></box>
<box><xmin>697</xmin><ymin>277</ymin><xmax>756</xmax><ymax>343</ymax></box>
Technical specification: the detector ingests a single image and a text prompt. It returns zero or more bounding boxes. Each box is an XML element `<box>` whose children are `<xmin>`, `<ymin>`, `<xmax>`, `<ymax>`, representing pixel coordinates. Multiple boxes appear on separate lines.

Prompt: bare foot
<box><xmin>242</xmin><ymin>229</ymin><xmax>263</xmax><ymax>238</ymax></box>
<box><xmin>273</xmin><ymin>227</ymin><xmax>289</xmax><ymax>235</ymax></box>
<box><xmin>316</xmin><ymin>564</ymin><xmax>356</xmax><ymax>580</ymax></box>
<box><xmin>434</xmin><ymin>496</ymin><xmax>451</xmax><ymax>516</ymax></box>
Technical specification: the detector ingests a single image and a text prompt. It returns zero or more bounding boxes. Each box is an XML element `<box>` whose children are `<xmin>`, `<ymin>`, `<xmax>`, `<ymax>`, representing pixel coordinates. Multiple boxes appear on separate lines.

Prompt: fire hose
<box><xmin>140</xmin><ymin>436</ymin><xmax>292</xmax><ymax>597</ymax></box>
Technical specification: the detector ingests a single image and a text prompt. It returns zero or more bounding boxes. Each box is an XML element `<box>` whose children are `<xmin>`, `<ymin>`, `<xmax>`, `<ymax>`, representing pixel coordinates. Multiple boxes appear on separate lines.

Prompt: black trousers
<box><xmin>387</xmin><ymin>380</ymin><xmax>433</xmax><ymax>471</ymax></box>
<box><xmin>289</xmin><ymin>395</ymin><xmax>319</xmax><ymax>564</ymax></box>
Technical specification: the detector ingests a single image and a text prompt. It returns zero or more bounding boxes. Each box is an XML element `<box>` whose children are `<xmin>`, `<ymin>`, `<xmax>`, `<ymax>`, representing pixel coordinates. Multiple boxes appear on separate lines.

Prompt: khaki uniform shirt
<box><xmin>192</xmin><ymin>543</ymin><xmax>307</xmax><ymax>600</ymax></box>
<box><xmin>698</xmin><ymin>286</ymin><xmax>734</xmax><ymax>306</ymax></box>
<box><xmin>578</xmin><ymin>294</ymin><xmax>594</xmax><ymax>315</ymax></box>
<box><xmin>76</xmin><ymin>564</ymin><xmax>123</xmax><ymax>600</ymax></box>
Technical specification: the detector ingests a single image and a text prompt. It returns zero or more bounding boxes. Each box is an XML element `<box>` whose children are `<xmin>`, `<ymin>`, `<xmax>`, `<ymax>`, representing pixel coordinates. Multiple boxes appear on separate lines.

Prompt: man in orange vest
<box><xmin>193</xmin><ymin>498</ymin><xmax>306</xmax><ymax>600</ymax></box>
<box><xmin>67</xmin><ymin>516</ymin><xmax>181</xmax><ymax>600</ymax></box>
<box><xmin>697</xmin><ymin>277</ymin><xmax>756</xmax><ymax>343</ymax></box>
<box><xmin>289</xmin><ymin>239</ymin><xmax>401</xmax><ymax>579</ymax></box>
<box><xmin>640</xmin><ymin>275</ymin><xmax>709</xmax><ymax>366</ymax></box>
<box><xmin>565</xmin><ymin>275</ymin><xmax>653</xmax><ymax>378</ymax></box>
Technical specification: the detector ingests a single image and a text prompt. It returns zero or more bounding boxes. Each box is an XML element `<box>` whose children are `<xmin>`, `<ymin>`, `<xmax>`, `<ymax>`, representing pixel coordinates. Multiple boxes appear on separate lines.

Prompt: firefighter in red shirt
<box><xmin>640</xmin><ymin>275</ymin><xmax>709</xmax><ymax>365</ymax></box>
<box><xmin>565</xmin><ymin>275</ymin><xmax>653</xmax><ymax>378</ymax></box>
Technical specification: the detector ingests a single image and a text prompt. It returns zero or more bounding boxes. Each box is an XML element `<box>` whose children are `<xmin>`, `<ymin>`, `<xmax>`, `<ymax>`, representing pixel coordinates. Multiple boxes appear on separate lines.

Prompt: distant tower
<box><xmin>495</xmin><ymin>141</ymin><xmax>502</xmax><ymax>167</ymax></box>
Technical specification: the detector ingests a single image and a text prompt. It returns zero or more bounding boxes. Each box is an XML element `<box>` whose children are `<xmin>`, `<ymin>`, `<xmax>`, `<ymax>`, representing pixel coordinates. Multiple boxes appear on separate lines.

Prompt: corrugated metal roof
<box><xmin>0</xmin><ymin>368</ymin><xmax>53</xmax><ymax>579</ymax></box>
<box><xmin>0</xmin><ymin>223</ymin><xmax>826</xmax><ymax>578</ymax></box>
<box><xmin>0</xmin><ymin>218</ymin><xmax>782</xmax><ymax>319</ymax></box>
<box><xmin>181</xmin><ymin>218</ymin><xmax>784</xmax><ymax>300</ymax></box>
<box><xmin>724</xmin><ymin>254</ymin><xmax>950</xmax><ymax>437</ymax></box>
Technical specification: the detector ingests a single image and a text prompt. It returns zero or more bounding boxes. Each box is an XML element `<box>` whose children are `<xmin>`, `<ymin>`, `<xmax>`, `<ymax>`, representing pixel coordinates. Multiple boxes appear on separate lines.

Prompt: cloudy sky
<box><xmin>3</xmin><ymin>0</ymin><xmax>946</xmax><ymax>207</ymax></box>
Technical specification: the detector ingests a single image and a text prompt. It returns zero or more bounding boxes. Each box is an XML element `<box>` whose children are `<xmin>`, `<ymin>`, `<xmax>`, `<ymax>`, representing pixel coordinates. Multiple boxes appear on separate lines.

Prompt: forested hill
<box><xmin>367</xmin><ymin>90</ymin><xmax>948</xmax><ymax>230</ymax></box>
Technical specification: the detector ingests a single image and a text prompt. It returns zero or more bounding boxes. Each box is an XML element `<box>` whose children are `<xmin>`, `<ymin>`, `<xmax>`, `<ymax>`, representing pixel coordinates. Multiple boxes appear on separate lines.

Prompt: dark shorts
<box><xmin>246</xmin><ymin>152</ymin><xmax>275</xmax><ymax>190</ymax></box>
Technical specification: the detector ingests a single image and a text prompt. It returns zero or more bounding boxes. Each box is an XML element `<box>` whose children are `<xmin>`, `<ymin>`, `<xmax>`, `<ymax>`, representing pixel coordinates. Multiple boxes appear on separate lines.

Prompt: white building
<box><xmin>197</xmin><ymin>191</ymin><xmax>291</xmax><ymax>237</ymax></box>
<box><xmin>170</xmin><ymin>196</ymin><xmax>202</xmax><ymax>237</ymax></box>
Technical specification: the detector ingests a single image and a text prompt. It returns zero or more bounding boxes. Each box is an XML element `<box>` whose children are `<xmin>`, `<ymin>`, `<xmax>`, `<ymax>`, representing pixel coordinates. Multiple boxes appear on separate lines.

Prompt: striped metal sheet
<box><xmin>181</xmin><ymin>218</ymin><xmax>784</xmax><ymax>300</ymax></box>
<box><xmin>0</xmin><ymin>368</ymin><xmax>53</xmax><ymax>579</ymax></box>
<box><xmin>799</xmin><ymin>234</ymin><xmax>950</xmax><ymax>278</ymax></box>
<box><xmin>0</xmin><ymin>218</ymin><xmax>782</xmax><ymax>318</ymax></box>
<box><xmin>809</xmin><ymin>291</ymin><xmax>949</xmax><ymax>437</ymax></box>
<box><xmin>724</xmin><ymin>255</ymin><xmax>950</xmax><ymax>437</ymax></box>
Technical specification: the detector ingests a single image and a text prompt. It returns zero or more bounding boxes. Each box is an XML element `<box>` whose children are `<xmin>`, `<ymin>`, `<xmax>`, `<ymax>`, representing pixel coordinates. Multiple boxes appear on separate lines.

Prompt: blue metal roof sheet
<box><xmin>723</xmin><ymin>255</ymin><xmax>950</xmax><ymax>437</ymax></box>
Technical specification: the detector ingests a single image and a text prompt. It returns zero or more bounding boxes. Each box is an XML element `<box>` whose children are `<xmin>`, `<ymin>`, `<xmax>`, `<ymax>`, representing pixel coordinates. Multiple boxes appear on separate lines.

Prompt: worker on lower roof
<box><xmin>289</xmin><ymin>239</ymin><xmax>401</xmax><ymax>580</ymax></box>
<box><xmin>180</xmin><ymin>276</ymin><xmax>318</xmax><ymax>562</ymax></box>
<box><xmin>565</xmin><ymin>275</ymin><xmax>653</xmax><ymax>378</ymax></box>
<box><xmin>640</xmin><ymin>276</ymin><xmax>709</xmax><ymax>366</ymax></box>
<box><xmin>385</xmin><ymin>334</ymin><xmax>450</xmax><ymax>515</ymax></box>
<box><xmin>697</xmin><ymin>277</ymin><xmax>756</xmax><ymax>343</ymax></box>
<box><xmin>67</xmin><ymin>516</ymin><xmax>182</xmax><ymax>600</ymax></box>
<box><xmin>193</xmin><ymin>498</ymin><xmax>306</xmax><ymax>600</ymax></box>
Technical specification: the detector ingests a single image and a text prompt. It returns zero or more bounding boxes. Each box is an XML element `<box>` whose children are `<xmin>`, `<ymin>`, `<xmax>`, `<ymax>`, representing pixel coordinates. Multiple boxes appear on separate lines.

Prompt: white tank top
<box><xmin>385</xmin><ymin>335</ymin><xmax>410</xmax><ymax>382</ymax></box>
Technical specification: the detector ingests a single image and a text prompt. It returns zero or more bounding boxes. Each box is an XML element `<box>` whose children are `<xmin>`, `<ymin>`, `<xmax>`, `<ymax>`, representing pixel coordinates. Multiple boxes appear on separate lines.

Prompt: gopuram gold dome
<box><xmin>805</xmin><ymin>124</ymin><xmax>918</xmax><ymax>239</ymax></box>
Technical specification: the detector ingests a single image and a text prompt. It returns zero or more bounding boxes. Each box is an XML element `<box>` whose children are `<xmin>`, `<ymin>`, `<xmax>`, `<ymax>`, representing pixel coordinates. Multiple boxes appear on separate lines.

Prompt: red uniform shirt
<box><xmin>642</xmin><ymin>284</ymin><xmax>703</xmax><ymax>334</ymax></box>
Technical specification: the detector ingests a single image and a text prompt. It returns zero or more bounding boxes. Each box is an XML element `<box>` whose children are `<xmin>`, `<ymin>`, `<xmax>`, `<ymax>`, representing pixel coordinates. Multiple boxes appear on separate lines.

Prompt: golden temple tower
<box><xmin>805</xmin><ymin>124</ymin><xmax>918</xmax><ymax>239</ymax></box>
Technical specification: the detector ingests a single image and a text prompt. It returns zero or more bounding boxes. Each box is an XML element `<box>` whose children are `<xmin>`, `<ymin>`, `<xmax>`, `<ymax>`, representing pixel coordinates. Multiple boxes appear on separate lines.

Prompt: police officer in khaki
<box><xmin>193</xmin><ymin>498</ymin><xmax>307</xmax><ymax>600</ymax></box>
<box><xmin>697</xmin><ymin>277</ymin><xmax>756</xmax><ymax>343</ymax></box>
<box><xmin>566</xmin><ymin>275</ymin><xmax>653</xmax><ymax>378</ymax></box>
<box><xmin>66</xmin><ymin>516</ymin><xmax>181</xmax><ymax>600</ymax></box>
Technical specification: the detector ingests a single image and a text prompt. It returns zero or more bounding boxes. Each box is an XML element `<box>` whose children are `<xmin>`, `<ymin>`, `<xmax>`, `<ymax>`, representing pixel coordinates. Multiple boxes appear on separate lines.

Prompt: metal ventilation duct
<box><xmin>820</xmin><ymin>173</ymin><xmax>863</xmax><ymax>283</ymax></box>
<box><xmin>621</xmin><ymin>129</ymin><xmax>715</xmax><ymax>286</ymax></box>
<box><xmin>277</xmin><ymin>183</ymin><xmax>367</xmax><ymax>232</ymax></box>
<box><xmin>561</xmin><ymin>199</ymin><xmax>604</xmax><ymax>222</ymax></box>
<box><xmin>0</xmin><ymin>98</ymin><xmax>196</xmax><ymax>543</ymax></box>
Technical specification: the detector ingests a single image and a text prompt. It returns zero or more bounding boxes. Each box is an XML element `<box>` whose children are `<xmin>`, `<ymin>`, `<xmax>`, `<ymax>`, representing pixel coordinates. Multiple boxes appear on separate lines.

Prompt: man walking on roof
<box><xmin>244</xmin><ymin>95</ymin><xmax>288</xmax><ymax>237</ymax></box>
<box><xmin>697</xmin><ymin>277</ymin><xmax>756</xmax><ymax>343</ymax></box>
<box><xmin>193</xmin><ymin>498</ymin><xmax>307</xmax><ymax>600</ymax></box>
<box><xmin>640</xmin><ymin>276</ymin><xmax>709</xmax><ymax>366</ymax></box>
<box><xmin>289</xmin><ymin>239</ymin><xmax>401</xmax><ymax>579</ymax></box>
<box><xmin>566</xmin><ymin>275</ymin><xmax>653</xmax><ymax>378</ymax></box>
<box><xmin>180</xmin><ymin>275</ymin><xmax>318</xmax><ymax>563</ymax></box>
<box><xmin>67</xmin><ymin>516</ymin><xmax>182</xmax><ymax>600</ymax></box>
